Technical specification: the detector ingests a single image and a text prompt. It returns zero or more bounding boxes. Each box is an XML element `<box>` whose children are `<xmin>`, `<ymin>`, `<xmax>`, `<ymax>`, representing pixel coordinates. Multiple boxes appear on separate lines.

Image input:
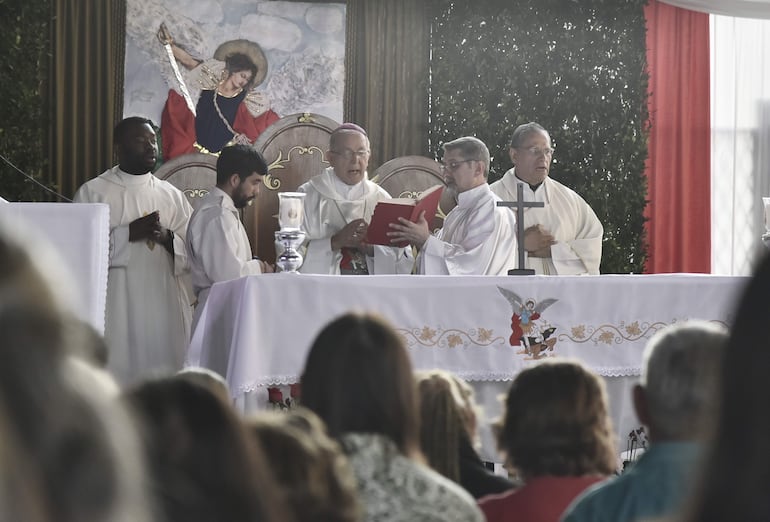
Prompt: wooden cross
<box><xmin>496</xmin><ymin>182</ymin><xmax>544</xmax><ymax>275</ymax></box>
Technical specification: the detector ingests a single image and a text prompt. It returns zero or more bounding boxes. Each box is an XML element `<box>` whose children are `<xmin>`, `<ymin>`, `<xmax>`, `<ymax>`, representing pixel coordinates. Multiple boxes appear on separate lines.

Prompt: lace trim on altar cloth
<box><xmin>451</xmin><ymin>367</ymin><xmax>643</xmax><ymax>380</ymax></box>
<box><xmin>235</xmin><ymin>366</ymin><xmax>642</xmax><ymax>394</ymax></box>
<box><xmin>236</xmin><ymin>374</ymin><xmax>301</xmax><ymax>394</ymax></box>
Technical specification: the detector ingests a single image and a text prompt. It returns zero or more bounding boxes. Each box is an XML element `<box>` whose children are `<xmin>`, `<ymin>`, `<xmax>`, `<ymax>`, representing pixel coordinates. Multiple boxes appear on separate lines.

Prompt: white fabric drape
<box><xmin>710</xmin><ymin>15</ymin><xmax>770</xmax><ymax>275</ymax></box>
<box><xmin>661</xmin><ymin>0</ymin><xmax>770</xmax><ymax>19</ymax></box>
<box><xmin>0</xmin><ymin>203</ymin><xmax>110</xmax><ymax>333</ymax></box>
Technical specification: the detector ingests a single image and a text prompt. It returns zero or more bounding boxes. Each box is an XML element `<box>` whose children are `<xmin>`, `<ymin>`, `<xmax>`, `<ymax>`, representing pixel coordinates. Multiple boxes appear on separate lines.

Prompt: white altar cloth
<box><xmin>188</xmin><ymin>273</ymin><xmax>746</xmax><ymax>398</ymax></box>
<box><xmin>0</xmin><ymin>203</ymin><xmax>110</xmax><ymax>333</ymax></box>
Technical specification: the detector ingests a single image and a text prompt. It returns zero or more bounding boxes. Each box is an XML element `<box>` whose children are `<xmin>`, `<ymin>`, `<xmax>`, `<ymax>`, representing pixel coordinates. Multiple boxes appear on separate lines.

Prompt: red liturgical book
<box><xmin>366</xmin><ymin>185</ymin><xmax>444</xmax><ymax>247</ymax></box>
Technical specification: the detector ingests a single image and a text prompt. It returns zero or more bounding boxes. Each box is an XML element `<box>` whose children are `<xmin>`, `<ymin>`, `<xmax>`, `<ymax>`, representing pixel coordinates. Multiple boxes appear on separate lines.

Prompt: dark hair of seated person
<box><xmin>124</xmin><ymin>378</ymin><xmax>292</xmax><ymax>522</ymax></box>
<box><xmin>300</xmin><ymin>313</ymin><xmax>420</xmax><ymax>458</ymax></box>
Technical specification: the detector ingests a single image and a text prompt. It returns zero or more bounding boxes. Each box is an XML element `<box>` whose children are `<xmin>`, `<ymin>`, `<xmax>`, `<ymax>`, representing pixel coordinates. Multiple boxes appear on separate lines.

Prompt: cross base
<box><xmin>508</xmin><ymin>268</ymin><xmax>536</xmax><ymax>276</ymax></box>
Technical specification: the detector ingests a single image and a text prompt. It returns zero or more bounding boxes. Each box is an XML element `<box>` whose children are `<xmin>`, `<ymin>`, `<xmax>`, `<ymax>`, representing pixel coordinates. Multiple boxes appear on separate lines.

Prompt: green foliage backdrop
<box><xmin>0</xmin><ymin>0</ymin><xmax>53</xmax><ymax>201</ymax></box>
<box><xmin>428</xmin><ymin>0</ymin><xmax>649</xmax><ymax>273</ymax></box>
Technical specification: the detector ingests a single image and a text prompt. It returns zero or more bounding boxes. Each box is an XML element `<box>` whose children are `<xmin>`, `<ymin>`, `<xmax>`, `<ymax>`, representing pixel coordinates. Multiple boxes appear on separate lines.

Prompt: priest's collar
<box><xmin>114</xmin><ymin>167</ymin><xmax>152</xmax><ymax>185</ymax></box>
<box><xmin>331</xmin><ymin>170</ymin><xmax>367</xmax><ymax>201</ymax></box>
<box><xmin>456</xmin><ymin>183</ymin><xmax>489</xmax><ymax>208</ymax></box>
<box><xmin>514</xmin><ymin>173</ymin><xmax>543</xmax><ymax>193</ymax></box>
<box><xmin>210</xmin><ymin>186</ymin><xmax>237</xmax><ymax>211</ymax></box>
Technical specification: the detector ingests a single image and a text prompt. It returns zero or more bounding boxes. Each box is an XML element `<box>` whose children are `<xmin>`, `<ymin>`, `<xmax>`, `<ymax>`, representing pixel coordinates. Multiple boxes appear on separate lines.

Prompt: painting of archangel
<box><xmin>123</xmin><ymin>0</ymin><xmax>345</xmax><ymax>161</ymax></box>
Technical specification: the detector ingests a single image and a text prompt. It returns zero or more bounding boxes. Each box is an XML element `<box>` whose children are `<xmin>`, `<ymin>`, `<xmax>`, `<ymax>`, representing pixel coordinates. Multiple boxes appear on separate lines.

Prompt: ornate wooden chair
<box><xmin>248</xmin><ymin>112</ymin><xmax>340</xmax><ymax>263</ymax></box>
<box><xmin>153</xmin><ymin>152</ymin><xmax>218</xmax><ymax>212</ymax></box>
<box><xmin>371</xmin><ymin>155</ymin><xmax>456</xmax><ymax>231</ymax></box>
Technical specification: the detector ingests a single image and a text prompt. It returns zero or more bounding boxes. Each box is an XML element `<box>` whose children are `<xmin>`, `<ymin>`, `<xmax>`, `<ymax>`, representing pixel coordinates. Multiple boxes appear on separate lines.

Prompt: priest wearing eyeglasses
<box><xmin>489</xmin><ymin>122</ymin><xmax>603</xmax><ymax>275</ymax></box>
<box><xmin>388</xmin><ymin>136</ymin><xmax>518</xmax><ymax>276</ymax></box>
<box><xmin>297</xmin><ymin>123</ymin><xmax>413</xmax><ymax>275</ymax></box>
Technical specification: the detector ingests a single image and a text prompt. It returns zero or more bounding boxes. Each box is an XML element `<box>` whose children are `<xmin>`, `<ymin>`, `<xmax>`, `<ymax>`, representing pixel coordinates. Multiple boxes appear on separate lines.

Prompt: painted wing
<box><xmin>534</xmin><ymin>298</ymin><xmax>558</xmax><ymax>314</ymax></box>
<box><xmin>497</xmin><ymin>287</ymin><xmax>524</xmax><ymax>311</ymax></box>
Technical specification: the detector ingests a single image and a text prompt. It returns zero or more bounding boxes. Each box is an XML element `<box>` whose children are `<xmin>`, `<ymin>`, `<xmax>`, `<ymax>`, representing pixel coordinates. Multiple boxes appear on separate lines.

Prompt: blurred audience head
<box><xmin>62</xmin><ymin>315</ymin><xmax>110</xmax><ymax>367</ymax></box>
<box><xmin>300</xmin><ymin>312</ymin><xmax>420</xmax><ymax>457</ymax></box>
<box><xmin>495</xmin><ymin>360</ymin><xmax>616</xmax><ymax>480</ymax></box>
<box><xmin>636</xmin><ymin>321</ymin><xmax>727</xmax><ymax>442</ymax></box>
<box><xmin>0</xmin><ymin>401</ymin><xmax>48</xmax><ymax>522</ymax></box>
<box><xmin>248</xmin><ymin>408</ymin><xmax>361</xmax><ymax>522</ymax></box>
<box><xmin>682</xmin><ymin>253</ymin><xmax>770</xmax><ymax>522</ymax></box>
<box><xmin>174</xmin><ymin>366</ymin><xmax>231</xmax><ymax>404</ymax></box>
<box><xmin>0</xmin><ymin>225</ymin><xmax>151</xmax><ymax>522</ymax></box>
<box><xmin>124</xmin><ymin>377</ymin><xmax>290</xmax><ymax>522</ymax></box>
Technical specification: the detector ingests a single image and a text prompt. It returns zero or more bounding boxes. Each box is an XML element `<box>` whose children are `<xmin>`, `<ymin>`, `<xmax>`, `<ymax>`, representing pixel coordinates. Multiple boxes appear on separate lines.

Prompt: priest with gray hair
<box><xmin>389</xmin><ymin>136</ymin><xmax>518</xmax><ymax>275</ymax></box>
<box><xmin>490</xmin><ymin>122</ymin><xmax>603</xmax><ymax>275</ymax></box>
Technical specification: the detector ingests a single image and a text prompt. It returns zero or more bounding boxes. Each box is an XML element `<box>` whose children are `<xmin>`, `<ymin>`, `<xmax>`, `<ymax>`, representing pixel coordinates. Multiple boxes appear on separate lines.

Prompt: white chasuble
<box><xmin>418</xmin><ymin>183</ymin><xmax>518</xmax><ymax>276</ymax></box>
<box><xmin>490</xmin><ymin>168</ymin><xmax>603</xmax><ymax>275</ymax></box>
<box><xmin>297</xmin><ymin>167</ymin><xmax>413</xmax><ymax>275</ymax></box>
<box><xmin>186</xmin><ymin>187</ymin><xmax>264</xmax><ymax>332</ymax></box>
<box><xmin>74</xmin><ymin>167</ymin><xmax>194</xmax><ymax>384</ymax></box>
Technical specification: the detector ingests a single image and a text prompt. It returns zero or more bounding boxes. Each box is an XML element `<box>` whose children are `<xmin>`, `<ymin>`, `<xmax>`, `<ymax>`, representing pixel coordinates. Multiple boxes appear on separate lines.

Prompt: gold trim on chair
<box><xmin>263</xmin><ymin>145</ymin><xmax>328</xmax><ymax>190</ymax></box>
<box><xmin>298</xmin><ymin>112</ymin><xmax>316</xmax><ymax>124</ymax></box>
<box><xmin>183</xmin><ymin>188</ymin><xmax>211</xmax><ymax>199</ymax></box>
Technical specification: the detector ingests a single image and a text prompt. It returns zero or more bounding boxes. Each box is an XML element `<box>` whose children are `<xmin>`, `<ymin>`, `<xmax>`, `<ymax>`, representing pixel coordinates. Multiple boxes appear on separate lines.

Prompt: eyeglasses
<box><xmin>330</xmin><ymin>149</ymin><xmax>370</xmax><ymax>161</ymax></box>
<box><xmin>517</xmin><ymin>147</ymin><xmax>555</xmax><ymax>157</ymax></box>
<box><xmin>440</xmin><ymin>159</ymin><xmax>476</xmax><ymax>172</ymax></box>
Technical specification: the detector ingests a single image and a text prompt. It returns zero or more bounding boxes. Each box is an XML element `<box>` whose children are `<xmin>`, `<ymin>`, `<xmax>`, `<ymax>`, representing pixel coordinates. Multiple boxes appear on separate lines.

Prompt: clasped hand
<box><xmin>524</xmin><ymin>224</ymin><xmax>556</xmax><ymax>257</ymax></box>
<box><xmin>129</xmin><ymin>211</ymin><xmax>173</xmax><ymax>252</ymax></box>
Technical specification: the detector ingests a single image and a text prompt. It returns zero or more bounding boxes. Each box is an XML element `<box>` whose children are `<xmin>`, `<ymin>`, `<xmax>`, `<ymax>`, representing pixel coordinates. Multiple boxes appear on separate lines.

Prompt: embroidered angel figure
<box><xmin>497</xmin><ymin>287</ymin><xmax>558</xmax><ymax>359</ymax></box>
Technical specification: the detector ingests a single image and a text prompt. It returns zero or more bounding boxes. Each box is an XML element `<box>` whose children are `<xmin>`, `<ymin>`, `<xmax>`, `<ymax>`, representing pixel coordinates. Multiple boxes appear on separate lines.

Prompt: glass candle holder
<box><xmin>278</xmin><ymin>192</ymin><xmax>306</xmax><ymax>231</ymax></box>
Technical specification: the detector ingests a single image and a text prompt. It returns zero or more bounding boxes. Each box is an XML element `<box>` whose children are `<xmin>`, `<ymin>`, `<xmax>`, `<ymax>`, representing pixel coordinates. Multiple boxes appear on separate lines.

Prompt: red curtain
<box><xmin>644</xmin><ymin>0</ymin><xmax>711</xmax><ymax>273</ymax></box>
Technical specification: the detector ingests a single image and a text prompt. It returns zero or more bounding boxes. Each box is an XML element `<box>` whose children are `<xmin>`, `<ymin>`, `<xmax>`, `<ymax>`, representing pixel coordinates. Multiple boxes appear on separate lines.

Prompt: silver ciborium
<box><xmin>275</xmin><ymin>192</ymin><xmax>306</xmax><ymax>273</ymax></box>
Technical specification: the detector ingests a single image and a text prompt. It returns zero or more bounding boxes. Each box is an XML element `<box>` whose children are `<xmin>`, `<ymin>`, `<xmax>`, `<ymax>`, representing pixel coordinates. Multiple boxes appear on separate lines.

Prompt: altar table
<box><xmin>189</xmin><ymin>272</ymin><xmax>744</xmax><ymax>392</ymax></box>
<box><xmin>188</xmin><ymin>272</ymin><xmax>745</xmax><ymax>461</ymax></box>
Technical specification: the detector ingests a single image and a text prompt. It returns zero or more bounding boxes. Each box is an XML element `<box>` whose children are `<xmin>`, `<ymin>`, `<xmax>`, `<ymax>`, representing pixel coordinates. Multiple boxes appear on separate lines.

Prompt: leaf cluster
<box><xmin>0</xmin><ymin>0</ymin><xmax>54</xmax><ymax>201</ymax></box>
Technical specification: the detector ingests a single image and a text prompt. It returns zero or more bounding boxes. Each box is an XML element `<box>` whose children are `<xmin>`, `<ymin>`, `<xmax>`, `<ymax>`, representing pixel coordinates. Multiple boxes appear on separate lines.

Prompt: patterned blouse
<box><xmin>340</xmin><ymin>433</ymin><xmax>484</xmax><ymax>522</ymax></box>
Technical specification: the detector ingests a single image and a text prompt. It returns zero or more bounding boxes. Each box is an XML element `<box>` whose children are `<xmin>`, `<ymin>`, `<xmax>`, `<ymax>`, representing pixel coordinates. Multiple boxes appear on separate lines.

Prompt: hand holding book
<box><xmin>365</xmin><ymin>185</ymin><xmax>444</xmax><ymax>248</ymax></box>
<box><xmin>387</xmin><ymin>211</ymin><xmax>431</xmax><ymax>249</ymax></box>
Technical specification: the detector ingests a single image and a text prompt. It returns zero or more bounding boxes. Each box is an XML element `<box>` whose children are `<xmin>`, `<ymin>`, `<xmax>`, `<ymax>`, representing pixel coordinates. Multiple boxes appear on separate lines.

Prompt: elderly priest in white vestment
<box><xmin>74</xmin><ymin>117</ymin><xmax>194</xmax><ymax>384</ymax></box>
<box><xmin>389</xmin><ymin>136</ymin><xmax>518</xmax><ymax>275</ymax></box>
<box><xmin>297</xmin><ymin>123</ymin><xmax>413</xmax><ymax>275</ymax></box>
<box><xmin>490</xmin><ymin>122</ymin><xmax>603</xmax><ymax>275</ymax></box>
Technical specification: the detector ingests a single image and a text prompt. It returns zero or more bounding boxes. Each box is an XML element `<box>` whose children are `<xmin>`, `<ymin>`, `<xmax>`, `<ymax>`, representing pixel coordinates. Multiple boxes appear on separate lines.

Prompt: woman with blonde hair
<box><xmin>416</xmin><ymin>370</ymin><xmax>514</xmax><ymax>498</ymax></box>
<box><xmin>479</xmin><ymin>360</ymin><xmax>616</xmax><ymax>522</ymax></box>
